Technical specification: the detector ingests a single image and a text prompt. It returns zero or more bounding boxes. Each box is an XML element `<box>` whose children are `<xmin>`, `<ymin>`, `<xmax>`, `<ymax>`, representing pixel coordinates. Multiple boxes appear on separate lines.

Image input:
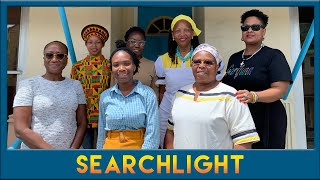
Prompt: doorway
<box><xmin>138</xmin><ymin>7</ymin><xmax>192</xmax><ymax>61</ymax></box>
<box><xmin>299</xmin><ymin>7</ymin><xmax>314</xmax><ymax>149</ymax></box>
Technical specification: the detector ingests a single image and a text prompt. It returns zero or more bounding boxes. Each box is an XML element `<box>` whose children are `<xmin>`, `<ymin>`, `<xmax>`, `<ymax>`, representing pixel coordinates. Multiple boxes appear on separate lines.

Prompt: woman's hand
<box><xmin>236</xmin><ymin>81</ymin><xmax>290</xmax><ymax>104</ymax></box>
<box><xmin>236</xmin><ymin>89</ymin><xmax>252</xmax><ymax>103</ymax></box>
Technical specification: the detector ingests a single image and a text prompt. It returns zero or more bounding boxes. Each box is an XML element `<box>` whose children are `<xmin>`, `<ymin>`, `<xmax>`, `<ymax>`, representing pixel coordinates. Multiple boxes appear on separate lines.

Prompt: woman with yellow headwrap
<box><xmin>154</xmin><ymin>14</ymin><xmax>201</xmax><ymax>148</ymax></box>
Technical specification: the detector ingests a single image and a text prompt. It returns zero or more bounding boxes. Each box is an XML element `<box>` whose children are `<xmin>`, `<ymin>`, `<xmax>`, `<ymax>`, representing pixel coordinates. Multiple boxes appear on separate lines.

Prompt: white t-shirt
<box><xmin>13</xmin><ymin>76</ymin><xmax>86</xmax><ymax>149</ymax></box>
<box><xmin>168</xmin><ymin>83</ymin><xmax>260</xmax><ymax>149</ymax></box>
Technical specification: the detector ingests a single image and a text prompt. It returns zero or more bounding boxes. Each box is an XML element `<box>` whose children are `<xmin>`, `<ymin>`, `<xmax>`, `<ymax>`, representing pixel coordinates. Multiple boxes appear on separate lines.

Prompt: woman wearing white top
<box><xmin>154</xmin><ymin>14</ymin><xmax>201</xmax><ymax>148</ymax></box>
<box><xmin>13</xmin><ymin>41</ymin><xmax>87</xmax><ymax>149</ymax></box>
<box><xmin>164</xmin><ymin>43</ymin><xmax>260</xmax><ymax>149</ymax></box>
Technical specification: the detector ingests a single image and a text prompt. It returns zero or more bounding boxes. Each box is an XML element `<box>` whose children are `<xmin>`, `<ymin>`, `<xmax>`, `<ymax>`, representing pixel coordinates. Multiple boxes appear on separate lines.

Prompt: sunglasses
<box><xmin>127</xmin><ymin>39</ymin><xmax>146</xmax><ymax>46</ymax></box>
<box><xmin>240</xmin><ymin>24</ymin><xmax>265</xmax><ymax>32</ymax></box>
<box><xmin>192</xmin><ymin>59</ymin><xmax>215</xmax><ymax>66</ymax></box>
<box><xmin>44</xmin><ymin>53</ymin><xmax>68</xmax><ymax>60</ymax></box>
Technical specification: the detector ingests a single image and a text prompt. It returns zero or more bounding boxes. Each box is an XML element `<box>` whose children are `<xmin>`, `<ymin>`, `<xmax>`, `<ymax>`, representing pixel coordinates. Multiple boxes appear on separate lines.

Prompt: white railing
<box><xmin>282</xmin><ymin>100</ymin><xmax>296</xmax><ymax>149</ymax></box>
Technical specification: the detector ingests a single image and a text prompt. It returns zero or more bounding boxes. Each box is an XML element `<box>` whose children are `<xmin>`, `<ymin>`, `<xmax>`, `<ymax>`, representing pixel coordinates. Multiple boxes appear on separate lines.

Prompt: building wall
<box><xmin>110</xmin><ymin>7</ymin><xmax>136</xmax><ymax>51</ymax></box>
<box><xmin>193</xmin><ymin>7</ymin><xmax>205</xmax><ymax>43</ymax></box>
<box><xmin>24</xmin><ymin>7</ymin><xmax>294</xmax><ymax>81</ymax></box>
<box><xmin>23</xmin><ymin>7</ymin><xmax>112</xmax><ymax>79</ymax></box>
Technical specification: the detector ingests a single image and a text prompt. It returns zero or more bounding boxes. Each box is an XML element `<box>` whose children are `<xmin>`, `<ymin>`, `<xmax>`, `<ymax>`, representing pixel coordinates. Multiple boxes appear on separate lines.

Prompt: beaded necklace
<box><xmin>240</xmin><ymin>44</ymin><xmax>264</xmax><ymax>67</ymax></box>
<box><xmin>176</xmin><ymin>47</ymin><xmax>193</xmax><ymax>62</ymax></box>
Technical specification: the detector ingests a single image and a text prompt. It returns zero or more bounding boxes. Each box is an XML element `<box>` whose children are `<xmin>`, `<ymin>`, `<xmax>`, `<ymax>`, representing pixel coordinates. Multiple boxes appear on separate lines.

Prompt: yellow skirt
<box><xmin>103</xmin><ymin>129</ymin><xmax>145</xmax><ymax>149</ymax></box>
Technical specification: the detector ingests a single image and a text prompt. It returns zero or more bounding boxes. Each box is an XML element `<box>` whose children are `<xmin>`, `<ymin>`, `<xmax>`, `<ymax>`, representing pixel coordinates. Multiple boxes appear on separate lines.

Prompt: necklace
<box><xmin>240</xmin><ymin>44</ymin><xmax>264</xmax><ymax>67</ymax></box>
<box><xmin>176</xmin><ymin>47</ymin><xmax>193</xmax><ymax>62</ymax></box>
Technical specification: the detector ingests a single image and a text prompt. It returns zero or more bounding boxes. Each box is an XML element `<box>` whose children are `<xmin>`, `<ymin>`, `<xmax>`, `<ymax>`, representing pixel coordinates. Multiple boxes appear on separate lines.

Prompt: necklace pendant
<box><xmin>240</xmin><ymin>61</ymin><xmax>244</xmax><ymax>67</ymax></box>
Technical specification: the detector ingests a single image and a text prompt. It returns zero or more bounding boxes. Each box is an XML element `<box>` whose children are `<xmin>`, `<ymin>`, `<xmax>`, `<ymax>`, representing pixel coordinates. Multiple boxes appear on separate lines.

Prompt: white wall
<box><xmin>23</xmin><ymin>7</ymin><xmax>112</xmax><ymax>79</ymax></box>
<box><xmin>110</xmin><ymin>7</ymin><xmax>136</xmax><ymax>51</ymax></box>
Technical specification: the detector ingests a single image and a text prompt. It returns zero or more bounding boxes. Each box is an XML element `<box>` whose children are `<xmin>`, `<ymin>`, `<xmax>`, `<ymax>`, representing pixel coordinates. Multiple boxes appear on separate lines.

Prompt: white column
<box><xmin>288</xmin><ymin>7</ymin><xmax>307</xmax><ymax>149</ymax></box>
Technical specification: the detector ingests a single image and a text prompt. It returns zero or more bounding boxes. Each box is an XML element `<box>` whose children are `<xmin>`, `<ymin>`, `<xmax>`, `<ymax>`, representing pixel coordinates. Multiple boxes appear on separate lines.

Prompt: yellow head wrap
<box><xmin>171</xmin><ymin>14</ymin><xmax>201</xmax><ymax>36</ymax></box>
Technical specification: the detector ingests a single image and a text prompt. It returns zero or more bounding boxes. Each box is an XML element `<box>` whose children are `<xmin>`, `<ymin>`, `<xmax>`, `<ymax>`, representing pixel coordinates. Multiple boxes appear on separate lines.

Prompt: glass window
<box><xmin>146</xmin><ymin>16</ymin><xmax>172</xmax><ymax>35</ymax></box>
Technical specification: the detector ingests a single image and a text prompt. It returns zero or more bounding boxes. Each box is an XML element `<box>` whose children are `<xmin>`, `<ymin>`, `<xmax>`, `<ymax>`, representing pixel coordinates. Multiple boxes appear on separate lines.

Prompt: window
<box><xmin>146</xmin><ymin>16</ymin><xmax>172</xmax><ymax>35</ymax></box>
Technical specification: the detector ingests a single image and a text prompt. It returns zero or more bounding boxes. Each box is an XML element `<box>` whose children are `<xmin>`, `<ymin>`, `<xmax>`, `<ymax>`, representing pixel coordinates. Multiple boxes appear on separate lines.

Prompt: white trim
<box><xmin>7</xmin><ymin>24</ymin><xmax>15</xmax><ymax>35</ymax></box>
<box><xmin>289</xmin><ymin>7</ymin><xmax>307</xmax><ymax>149</ymax></box>
<box><xmin>17</xmin><ymin>7</ymin><xmax>30</xmax><ymax>83</ymax></box>
<box><xmin>7</xmin><ymin>70</ymin><xmax>22</xmax><ymax>75</ymax></box>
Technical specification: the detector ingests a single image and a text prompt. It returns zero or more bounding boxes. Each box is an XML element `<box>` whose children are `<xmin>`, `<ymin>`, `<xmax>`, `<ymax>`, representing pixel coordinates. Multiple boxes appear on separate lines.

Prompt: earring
<box><xmin>173</xmin><ymin>38</ymin><xmax>175</xmax><ymax>41</ymax></box>
<box><xmin>192</xmin><ymin>36</ymin><xmax>193</xmax><ymax>39</ymax></box>
<box><xmin>241</xmin><ymin>38</ymin><xmax>243</xmax><ymax>41</ymax></box>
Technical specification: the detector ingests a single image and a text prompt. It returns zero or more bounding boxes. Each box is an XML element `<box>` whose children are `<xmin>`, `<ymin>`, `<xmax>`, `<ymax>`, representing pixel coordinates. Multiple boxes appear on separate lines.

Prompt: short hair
<box><xmin>109</xmin><ymin>47</ymin><xmax>140</xmax><ymax>75</ymax></box>
<box><xmin>240</xmin><ymin>9</ymin><xmax>269</xmax><ymax>27</ymax></box>
<box><xmin>124</xmin><ymin>26</ymin><xmax>146</xmax><ymax>41</ymax></box>
<box><xmin>43</xmin><ymin>41</ymin><xmax>68</xmax><ymax>54</ymax></box>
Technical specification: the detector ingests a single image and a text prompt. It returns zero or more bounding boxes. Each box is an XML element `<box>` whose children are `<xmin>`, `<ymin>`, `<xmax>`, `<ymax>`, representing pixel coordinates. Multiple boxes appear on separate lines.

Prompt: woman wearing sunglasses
<box><xmin>13</xmin><ymin>41</ymin><xmax>87</xmax><ymax>149</ymax></box>
<box><xmin>164</xmin><ymin>43</ymin><xmax>260</xmax><ymax>149</ymax></box>
<box><xmin>222</xmin><ymin>9</ymin><xmax>292</xmax><ymax>149</ymax></box>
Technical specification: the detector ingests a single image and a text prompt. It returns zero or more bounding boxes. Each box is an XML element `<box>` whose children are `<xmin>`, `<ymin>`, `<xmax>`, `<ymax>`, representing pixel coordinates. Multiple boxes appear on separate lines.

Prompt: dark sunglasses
<box><xmin>192</xmin><ymin>59</ymin><xmax>215</xmax><ymax>66</ymax></box>
<box><xmin>240</xmin><ymin>24</ymin><xmax>265</xmax><ymax>32</ymax></box>
<box><xmin>44</xmin><ymin>53</ymin><xmax>67</xmax><ymax>60</ymax></box>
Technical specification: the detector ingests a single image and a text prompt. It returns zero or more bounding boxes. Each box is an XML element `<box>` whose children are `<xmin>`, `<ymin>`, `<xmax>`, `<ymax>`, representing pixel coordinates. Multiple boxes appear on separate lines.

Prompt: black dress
<box><xmin>222</xmin><ymin>46</ymin><xmax>292</xmax><ymax>149</ymax></box>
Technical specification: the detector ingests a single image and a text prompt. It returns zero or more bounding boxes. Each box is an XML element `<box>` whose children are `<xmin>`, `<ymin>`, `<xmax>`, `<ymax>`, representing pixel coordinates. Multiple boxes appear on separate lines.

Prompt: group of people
<box><xmin>13</xmin><ymin>9</ymin><xmax>292</xmax><ymax>150</ymax></box>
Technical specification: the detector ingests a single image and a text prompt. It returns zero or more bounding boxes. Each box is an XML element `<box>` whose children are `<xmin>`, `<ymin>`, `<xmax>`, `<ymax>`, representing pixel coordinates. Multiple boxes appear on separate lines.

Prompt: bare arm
<box><xmin>234</xmin><ymin>142</ymin><xmax>252</xmax><ymax>149</ymax></box>
<box><xmin>14</xmin><ymin>106</ymin><xmax>54</xmax><ymax>149</ymax></box>
<box><xmin>236</xmin><ymin>81</ymin><xmax>290</xmax><ymax>103</ymax></box>
<box><xmin>158</xmin><ymin>85</ymin><xmax>165</xmax><ymax>105</ymax></box>
<box><xmin>163</xmin><ymin>129</ymin><xmax>174</xmax><ymax>149</ymax></box>
<box><xmin>70</xmin><ymin>104</ymin><xmax>87</xmax><ymax>149</ymax></box>
<box><xmin>150</xmin><ymin>68</ymin><xmax>159</xmax><ymax>103</ymax></box>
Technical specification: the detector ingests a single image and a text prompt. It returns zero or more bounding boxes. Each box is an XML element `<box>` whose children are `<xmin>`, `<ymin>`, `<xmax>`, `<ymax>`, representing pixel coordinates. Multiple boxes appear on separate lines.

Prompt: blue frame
<box><xmin>284</xmin><ymin>20</ymin><xmax>314</xmax><ymax>100</ymax></box>
<box><xmin>1</xmin><ymin>1</ymin><xmax>319</xmax><ymax>179</ymax></box>
<box><xmin>58</xmin><ymin>7</ymin><xmax>77</xmax><ymax>64</ymax></box>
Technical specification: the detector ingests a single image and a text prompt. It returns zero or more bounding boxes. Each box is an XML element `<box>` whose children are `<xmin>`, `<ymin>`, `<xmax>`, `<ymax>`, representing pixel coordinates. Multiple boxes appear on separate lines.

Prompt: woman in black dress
<box><xmin>222</xmin><ymin>9</ymin><xmax>292</xmax><ymax>149</ymax></box>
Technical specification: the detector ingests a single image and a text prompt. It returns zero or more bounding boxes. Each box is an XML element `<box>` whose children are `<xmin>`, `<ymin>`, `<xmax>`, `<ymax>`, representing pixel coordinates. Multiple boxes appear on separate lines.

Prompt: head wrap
<box><xmin>81</xmin><ymin>24</ymin><xmax>109</xmax><ymax>44</ymax></box>
<box><xmin>171</xmin><ymin>14</ymin><xmax>201</xmax><ymax>36</ymax></box>
<box><xmin>191</xmin><ymin>43</ymin><xmax>225</xmax><ymax>81</ymax></box>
